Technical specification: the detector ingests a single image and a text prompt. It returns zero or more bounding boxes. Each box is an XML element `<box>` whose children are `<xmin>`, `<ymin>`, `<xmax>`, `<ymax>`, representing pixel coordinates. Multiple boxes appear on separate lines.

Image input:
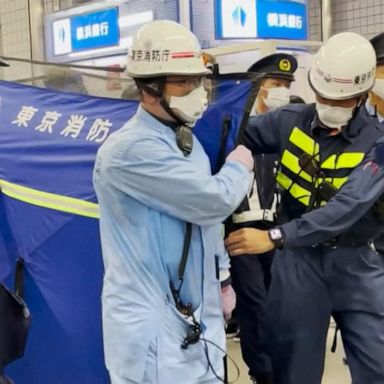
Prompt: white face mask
<box><xmin>372</xmin><ymin>78</ymin><xmax>384</xmax><ymax>100</ymax></box>
<box><xmin>316</xmin><ymin>102</ymin><xmax>355</xmax><ymax>129</ymax></box>
<box><xmin>261</xmin><ymin>86</ymin><xmax>290</xmax><ymax>110</ymax></box>
<box><xmin>168</xmin><ymin>86</ymin><xmax>208</xmax><ymax>126</ymax></box>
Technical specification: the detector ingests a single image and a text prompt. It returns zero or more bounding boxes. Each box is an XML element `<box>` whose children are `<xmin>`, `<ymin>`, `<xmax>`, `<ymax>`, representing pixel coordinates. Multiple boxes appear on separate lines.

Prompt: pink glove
<box><xmin>221</xmin><ymin>284</ymin><xmax>236</xmax><ymax>321</ymax></box>
<box><xmin>226</xmin><ymin>145</ymin><xmax>254</xmax><ymax>171</ymax></box>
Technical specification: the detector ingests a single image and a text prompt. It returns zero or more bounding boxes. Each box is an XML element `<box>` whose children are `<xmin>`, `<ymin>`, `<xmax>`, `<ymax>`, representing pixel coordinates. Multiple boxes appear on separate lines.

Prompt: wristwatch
<box><xmin>268</xmin><ymin>227</ymin><xmax>284</xmax><ymax>249</ymax></box>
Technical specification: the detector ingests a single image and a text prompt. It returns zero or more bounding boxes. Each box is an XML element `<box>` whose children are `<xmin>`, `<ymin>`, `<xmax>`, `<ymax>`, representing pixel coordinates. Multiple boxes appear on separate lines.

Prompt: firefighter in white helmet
<box><xmin>93</xmin><ymin>20</ymin><xmax>254</xmax><ymax>384</ymax></box>
<box><xmin>225</xmin><ymin>32</ymin><xmax>384</xmax><ymax>384</ymax></box>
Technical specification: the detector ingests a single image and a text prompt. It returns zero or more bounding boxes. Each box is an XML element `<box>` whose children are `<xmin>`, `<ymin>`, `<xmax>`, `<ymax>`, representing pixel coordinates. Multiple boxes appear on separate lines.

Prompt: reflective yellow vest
<box><xmin>276</xmin><ymin>127</ymin><xmax>366</xmax><ymax>208</ymax></box>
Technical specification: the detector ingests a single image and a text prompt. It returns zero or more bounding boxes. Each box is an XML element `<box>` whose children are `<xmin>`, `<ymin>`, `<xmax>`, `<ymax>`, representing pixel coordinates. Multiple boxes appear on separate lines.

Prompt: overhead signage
<box><xmin>215</xmin><ymin>0</ymin><xmax>307</xmax><ymax>40</ymax></box>
<box><xmin>257</xmin><ymin>1</ymin><xmax>307</xmax><ymax>40</ymax></box>
<box><xmin>215</xmin><ymin>0</ymin><xmax>257</xmax><ymax>39</ymax></box>
<box><xmin>52</xmin><ymin>7</ymin><xmax>119</xmax><ymax>56</ymax></box>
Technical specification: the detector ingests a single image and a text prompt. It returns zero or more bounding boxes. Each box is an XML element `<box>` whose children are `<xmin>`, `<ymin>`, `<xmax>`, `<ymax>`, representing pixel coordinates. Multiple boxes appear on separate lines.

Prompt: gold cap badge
<box><xmin>278</xmin><ymin>58</ymin><xmax>291</xmax><ymax>72</ymax></box>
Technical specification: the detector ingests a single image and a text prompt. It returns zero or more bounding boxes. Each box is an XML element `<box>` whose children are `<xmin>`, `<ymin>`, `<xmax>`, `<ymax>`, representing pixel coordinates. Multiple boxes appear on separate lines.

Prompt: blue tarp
<box><xmin>0</xmin><ymin>78</ymin><xmax>253</xmax><ymax>384</ymax></box>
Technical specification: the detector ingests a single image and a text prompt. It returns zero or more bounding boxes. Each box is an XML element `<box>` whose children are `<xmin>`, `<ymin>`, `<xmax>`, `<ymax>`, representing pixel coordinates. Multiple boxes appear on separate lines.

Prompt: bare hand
<box><xmin>224</xmin><ymin>228</ymin><xmax>274</xmax><ymax>256</ymax></box>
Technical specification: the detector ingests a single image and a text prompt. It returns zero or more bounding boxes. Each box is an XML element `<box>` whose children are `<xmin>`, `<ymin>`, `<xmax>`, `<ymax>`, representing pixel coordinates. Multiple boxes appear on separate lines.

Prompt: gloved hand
<box><xmin>226</xmin><ymin>145</ymin><xmax>254</xmax><ymax>171</ymax></box>
<box><xmin>221</xmin><ymin>284</ymin><xmax>236</xmax><ymax>321</ymax></box>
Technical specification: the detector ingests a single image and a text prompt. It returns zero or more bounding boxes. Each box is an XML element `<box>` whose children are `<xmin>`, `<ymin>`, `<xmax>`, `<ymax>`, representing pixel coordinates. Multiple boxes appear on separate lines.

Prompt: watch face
<box><xmin>269</xmin><ymin>228</ymin><xmax>282</xmax><ymax>241</ymax></box>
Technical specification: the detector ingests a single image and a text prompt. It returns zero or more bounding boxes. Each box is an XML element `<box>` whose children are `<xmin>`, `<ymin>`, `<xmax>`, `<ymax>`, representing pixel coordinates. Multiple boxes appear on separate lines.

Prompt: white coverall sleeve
<box><xmin>103</xmin><ymin>138</ymin><xmax>251</xmax><ymax>226</ymax></box>
<box><xmin>215</xmin><ymin>225</ymin><xmax>231</xmax><ymax>282</ymax></box>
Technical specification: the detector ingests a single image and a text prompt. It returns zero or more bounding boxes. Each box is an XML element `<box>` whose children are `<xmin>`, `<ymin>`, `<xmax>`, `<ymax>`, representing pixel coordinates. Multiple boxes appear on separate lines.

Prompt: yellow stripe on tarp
<box><xmin>0</xmin><ymin>179</ymin><xmax>99</xmax><ymax>219</ymax></box>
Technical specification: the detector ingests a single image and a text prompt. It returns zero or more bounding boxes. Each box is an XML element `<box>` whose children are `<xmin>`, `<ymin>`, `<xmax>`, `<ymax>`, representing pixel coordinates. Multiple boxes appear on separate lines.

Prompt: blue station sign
<box><xmin>53</xmin><ymin>7</ymin><xmax>119</xmax><ymax>55</ymax></box>
<box><xmin>215</xmin><ymin>0</ymin><xmax>307</xmax><ymax>40</ymax></box>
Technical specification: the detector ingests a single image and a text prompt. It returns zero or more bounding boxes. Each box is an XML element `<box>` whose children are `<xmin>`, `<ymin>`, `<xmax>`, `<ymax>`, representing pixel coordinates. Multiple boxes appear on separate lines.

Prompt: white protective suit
<box><xmin>93</xmin><ymin>106</ymin><xmax>251</xmax><ymax>383</ymax></box>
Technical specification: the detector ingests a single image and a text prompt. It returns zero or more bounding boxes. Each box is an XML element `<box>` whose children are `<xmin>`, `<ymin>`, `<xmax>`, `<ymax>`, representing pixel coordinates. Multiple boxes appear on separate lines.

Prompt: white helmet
<box><xmin>308</xmin><ymin>32</ymin><xmax>376</xmax><ymax>100</ymax></box>
<box><xmin>126</xmin><ymin>20</ymin><xmax>209</xmax><ymax>78</ymax></box>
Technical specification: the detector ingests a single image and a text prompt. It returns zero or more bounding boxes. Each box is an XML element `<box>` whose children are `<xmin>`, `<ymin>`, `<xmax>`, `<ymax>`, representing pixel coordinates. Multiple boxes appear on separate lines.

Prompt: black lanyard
<box><xmin>170</xmin><ymin>222</ymin><xmax>192</xmax><ymax>311</ymax></box>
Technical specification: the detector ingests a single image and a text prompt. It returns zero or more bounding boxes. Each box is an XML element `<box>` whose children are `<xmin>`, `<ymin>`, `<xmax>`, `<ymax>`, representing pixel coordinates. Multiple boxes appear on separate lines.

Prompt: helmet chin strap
<box><xmin>159</xmin><ymin>98</ymin><xmax>193</xmax><ymax>157</ymax></box>
<box><xmin>139</xmin><ymin>82</ymin><xmax>193</xmax><ymax>156</ymax></box>
<box><xmin>138</xmin><ymin>82</ymin><xmax>188</xmax><ymax>127</ymax></box>
<box><xmin>159</xmin><ymin>99</ymin><xmax>189</xmax><ymax>127</ymax></box>
<box><xmin>353</xmin><ymin>95</ymin><xmax>366</xmax><ymax>116</ymax></box>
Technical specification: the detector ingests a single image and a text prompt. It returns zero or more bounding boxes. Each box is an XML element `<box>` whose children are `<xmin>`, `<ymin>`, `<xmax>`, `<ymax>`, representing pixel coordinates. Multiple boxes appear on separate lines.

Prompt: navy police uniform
<box><xmin>367</xmin><ymin>31</ymin><xmax>384</xmax><ymax>253</ymax></box>
<box><xmin>244</xmin><ymin>102</ymin><xmax>384</xmax><ymax>384</ymax></box>
<box><xmin>230</xmin><ymin>53</ymin><xmax>297</xmax><ymax>383</ymax></box>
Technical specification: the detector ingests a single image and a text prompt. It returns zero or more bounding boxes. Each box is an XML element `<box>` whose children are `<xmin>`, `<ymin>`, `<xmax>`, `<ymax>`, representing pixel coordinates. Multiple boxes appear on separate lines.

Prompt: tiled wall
<box><xmin>308</xmin><ymin>0</ymin><xmax>321</xmax><ymax>41</ymax></box>
<box><xmin>0</xmin><ymin>0</ymin><xmax>30</xmax><ymax>58</ymax></box>
<box><xmin>332</xmin><ymin>0</ymin><xmax>384</xmax><ymax>39</ymax></box>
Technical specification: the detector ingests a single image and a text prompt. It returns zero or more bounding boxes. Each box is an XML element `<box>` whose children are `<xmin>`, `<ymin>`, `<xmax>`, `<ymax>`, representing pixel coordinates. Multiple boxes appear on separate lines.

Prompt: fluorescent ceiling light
<box><xmin>67</xmin><ymin>37</ymin><xmax>132</xmax><ymax>58</ymax></box>
<box><xmin>118</xmin><ymin>11</ymin><xmax>153</xmax><ymax>29</ymax></box>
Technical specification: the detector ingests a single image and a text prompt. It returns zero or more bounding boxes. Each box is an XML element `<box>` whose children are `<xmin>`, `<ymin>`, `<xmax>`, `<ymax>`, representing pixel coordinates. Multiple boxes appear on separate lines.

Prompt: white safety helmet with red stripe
<box><xmin>126</xmin><ymin>20</ymin><xmax>210</xmax><ymax>78</ymax></box>
<box><xmin>308</xmin><ymin>32</ymin><xmax>376</xmax><ymax>100</ymax></box>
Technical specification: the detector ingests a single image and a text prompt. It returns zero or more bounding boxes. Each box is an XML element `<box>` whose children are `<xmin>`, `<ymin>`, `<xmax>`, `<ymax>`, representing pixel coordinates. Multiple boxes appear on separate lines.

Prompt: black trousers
<box><xmin>231</xmin><ymin>252</ymin><xmax>274</xmax><ymax>380</ymax></box>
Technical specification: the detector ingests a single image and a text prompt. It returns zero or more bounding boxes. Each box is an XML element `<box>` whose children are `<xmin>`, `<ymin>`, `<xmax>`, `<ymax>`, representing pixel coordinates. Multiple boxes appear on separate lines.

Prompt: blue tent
<box><xmin>0</xmin><ymin>78</ymin><xmax>254</xmax><ymax>383</ymax></box>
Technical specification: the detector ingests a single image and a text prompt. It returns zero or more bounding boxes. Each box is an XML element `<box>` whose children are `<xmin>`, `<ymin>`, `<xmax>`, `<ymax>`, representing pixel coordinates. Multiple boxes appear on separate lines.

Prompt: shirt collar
<box><xmin>365</xmin><ymin>99</ymin><xmax>384</xmax><ymax>123</ymax></box>
<box><xmin>136</xmin><ymin>105</ymin><xmax>179</xmax><ymax>132</ymax></box>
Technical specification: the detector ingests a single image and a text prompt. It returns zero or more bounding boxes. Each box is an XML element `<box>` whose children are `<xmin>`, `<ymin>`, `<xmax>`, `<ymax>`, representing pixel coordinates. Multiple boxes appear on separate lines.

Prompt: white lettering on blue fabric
<box><xmin>35</xmin><ymin>111</ymin><xmax>62</xmax><ymax>133</ymax></box>
<box><xmin>86</xmin><ymin>118</ymin><xmax>112</xmax><ymax>142</ymax></box>
<box><xmin>12</xmin><ymin>106</ymin><xmax>38</xmax><ymax>127</ymax></box>
<box><xmin>11</xmin><ymin>105</ymin><xmax>112</xmax><ymax>143</ymax></box>
<box><xmin>60</xmin><ymin>115</ymin><xmax>87</xmax><ymax>138</ymax></box>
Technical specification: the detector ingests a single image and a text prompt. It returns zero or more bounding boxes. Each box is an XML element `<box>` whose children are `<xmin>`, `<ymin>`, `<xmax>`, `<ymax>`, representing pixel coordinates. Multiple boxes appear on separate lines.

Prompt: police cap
<box><xmin>370</xmin><ymin>32</ymin><xmax>384</xmax><ymax>65</ymax></box>
<box><xmin>247</xmin><ymin>53</ymin><xmax>297</xmax><ymax>81</ymax></box>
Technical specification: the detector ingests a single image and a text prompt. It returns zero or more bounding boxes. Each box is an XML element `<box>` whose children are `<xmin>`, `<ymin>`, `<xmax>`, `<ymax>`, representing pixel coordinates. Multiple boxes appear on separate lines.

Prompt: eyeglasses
<box><xmin>165</xmin><ymin>77</ymin><xmax>204</xmax><ymax>88</ymax></box>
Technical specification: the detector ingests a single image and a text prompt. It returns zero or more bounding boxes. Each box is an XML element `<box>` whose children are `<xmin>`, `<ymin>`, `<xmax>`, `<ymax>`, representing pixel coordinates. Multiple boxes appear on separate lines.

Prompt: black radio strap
<box><xmin>178</xmin><ymin>222</ymin><xmax>192</xmax><ymax>282</ymax></box>
<box><xmin>15</xmin><ymin>258</ymin><xmax>25</xmax><ymax>298</ymax></box>
<box><xmin>170</xmin><ymin>222</ymin><xmax>192</xmax><ymax>305</ymax></box>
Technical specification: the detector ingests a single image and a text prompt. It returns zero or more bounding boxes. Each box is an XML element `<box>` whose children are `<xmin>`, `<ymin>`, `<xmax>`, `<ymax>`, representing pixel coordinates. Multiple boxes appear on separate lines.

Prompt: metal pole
<box><xmin>178</xmin><ymin>0</ymin><xmax>191</xmax><ymax>30</ymax></box>
<box><xmin>321</xmin><ymin>0</ymin><xmax>332</xmax><ymax>41</ymax></box>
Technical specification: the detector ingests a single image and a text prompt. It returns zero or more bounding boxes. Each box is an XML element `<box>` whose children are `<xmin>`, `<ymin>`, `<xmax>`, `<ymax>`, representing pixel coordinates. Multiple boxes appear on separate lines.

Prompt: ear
<box><xmin>142</xmin><ymin>89</ymin><xmax>160</xmax><ymax>105</ymax></box>
<box><xmin>258</xmin><ymin>86</ymin><xmax>268</xmax><ymax>99</ymax></box>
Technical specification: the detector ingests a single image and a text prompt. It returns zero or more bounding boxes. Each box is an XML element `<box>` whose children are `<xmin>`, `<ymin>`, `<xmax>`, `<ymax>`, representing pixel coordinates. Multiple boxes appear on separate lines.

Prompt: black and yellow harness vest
<box><xmin>276</xmin><ymin>120</ymin><xmax>383</xmax><ymax>211</ymax></box>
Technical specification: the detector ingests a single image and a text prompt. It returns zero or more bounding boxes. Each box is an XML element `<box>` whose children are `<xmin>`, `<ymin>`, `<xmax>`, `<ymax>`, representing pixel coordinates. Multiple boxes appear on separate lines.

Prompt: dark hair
<box><xmin>289</xmin><ymin>95</ymin><xmax>305</xmax><ymax>104</ymax></box>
